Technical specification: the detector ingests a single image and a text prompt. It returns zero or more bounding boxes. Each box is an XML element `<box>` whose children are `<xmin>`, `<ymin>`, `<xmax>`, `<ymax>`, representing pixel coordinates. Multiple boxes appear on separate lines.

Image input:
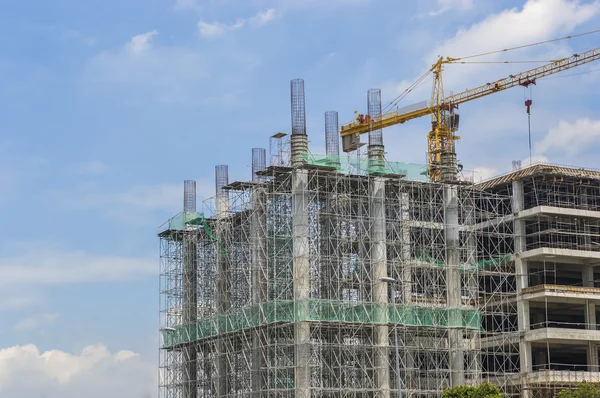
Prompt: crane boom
<box><xmin>340</xmin><ymin>47</ymin><xmax>600</xmax><ymax>138</ymax></box>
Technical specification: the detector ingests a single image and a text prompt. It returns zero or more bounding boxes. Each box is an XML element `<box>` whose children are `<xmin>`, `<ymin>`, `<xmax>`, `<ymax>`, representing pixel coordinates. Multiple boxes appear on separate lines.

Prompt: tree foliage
<box><xmin>441</xmin><ymin>382</ymin><xmax>503</xmax><ymax>398</ymax></box>
<box><xmin>557</xmin><ymin>382</ymin><xmax>600</xmax><ymax>398</ymax></box>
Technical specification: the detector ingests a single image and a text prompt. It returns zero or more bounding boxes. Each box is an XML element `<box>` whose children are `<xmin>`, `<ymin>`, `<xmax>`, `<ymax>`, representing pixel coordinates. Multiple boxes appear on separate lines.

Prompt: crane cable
<box><xmin>381</xmin><ymin>28</ymin><xmax>600</xmax><ymax>111</ymax></box>
<box><xmin>453</xmin><ymin>29</ymin><xmax>600</xmax><ymax>61</ymax></box>
<box><xmin>524</xmin><ymin>86</ymin><xmax>533</xmax><ymax>166</ymax></box>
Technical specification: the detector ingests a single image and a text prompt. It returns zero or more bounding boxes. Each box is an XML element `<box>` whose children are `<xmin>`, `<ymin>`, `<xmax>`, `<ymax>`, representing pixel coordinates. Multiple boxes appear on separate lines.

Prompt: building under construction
<box><xmin>158</xmin><ymin>79</ymin><xmax>600</xmax><ymax>398</ymax></box>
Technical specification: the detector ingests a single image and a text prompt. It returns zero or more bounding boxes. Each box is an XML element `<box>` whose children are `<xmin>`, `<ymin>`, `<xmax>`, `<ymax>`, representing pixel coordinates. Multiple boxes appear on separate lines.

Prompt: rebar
<box><xmin>252</xmin><ymin>148</ymin><xmax>266</xmax><ymax>182</ymax></box>
<box><xmin>325</xmin><ymin>111</ymin><xmax>340</xmax><ymax>157</ymax></box>
<box><xmin>183</xmin><ymin>180</ymin><xmax>196</xmax><ymax>212</ymax></box>
<box><xmin>291</xmin><ymin>79</ymin><xmax>306</xmax><ymax>136</ymax></box>
<box><xmin>367</xmin><ymin>88</ymin><xmax>383</xmax><ymax>146</ymax></box>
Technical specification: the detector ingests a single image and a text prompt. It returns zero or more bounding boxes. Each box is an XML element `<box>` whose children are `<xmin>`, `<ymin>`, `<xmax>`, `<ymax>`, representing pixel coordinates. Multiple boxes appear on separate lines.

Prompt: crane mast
<box><xmin>340</xmin><ymin>46</ymin><xmax>600</xmax><ymax>182</ymax></box>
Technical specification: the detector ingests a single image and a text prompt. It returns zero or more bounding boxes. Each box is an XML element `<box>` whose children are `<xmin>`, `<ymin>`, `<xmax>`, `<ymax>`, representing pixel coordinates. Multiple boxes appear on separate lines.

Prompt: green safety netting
<box><xmin>166</xmin><ymin>211</ymin><xmax>227</xmax><ymax>253</ymax></box>
<box><xmin>300</xmin><ymin>153</ymin><xmax>429</xmax><ymax>182</ymax></box>
<box><xmin>411</xmin><ymin>253</ymin><xmax>512</xmax><ymax>269</ymax></box>
<box><xmin>161</xmin><ymin>299</ymin><xmax>481</xmax><ymax>348</ymax></box>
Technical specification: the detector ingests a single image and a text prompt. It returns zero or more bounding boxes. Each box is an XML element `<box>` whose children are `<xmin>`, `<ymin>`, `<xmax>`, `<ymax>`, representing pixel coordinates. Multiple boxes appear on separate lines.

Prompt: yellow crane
<box><xmin>340</xmin><ymin>46</ymin><xmax>600</xmax><ymax>182</ymax></box>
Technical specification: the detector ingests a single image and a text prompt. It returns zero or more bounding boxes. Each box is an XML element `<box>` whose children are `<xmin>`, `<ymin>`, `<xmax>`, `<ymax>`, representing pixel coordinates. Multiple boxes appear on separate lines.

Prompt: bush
<box><xmin>557</xmin><ymin>382</ymin><xmax>600</xmax><ymax>398</ymax></box>
<box><xmin>442</xmin><ymin>382</ymin><xmax>503</xmax><ymax>398</ymax></box>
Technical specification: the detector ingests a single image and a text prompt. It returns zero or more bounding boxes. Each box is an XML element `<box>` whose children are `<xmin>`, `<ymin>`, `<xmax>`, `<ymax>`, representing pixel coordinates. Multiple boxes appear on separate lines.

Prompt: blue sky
<box><xmin>0</xmin><ymin>0</ymin><xmax>599</xmax><ymax>396</ymax></box>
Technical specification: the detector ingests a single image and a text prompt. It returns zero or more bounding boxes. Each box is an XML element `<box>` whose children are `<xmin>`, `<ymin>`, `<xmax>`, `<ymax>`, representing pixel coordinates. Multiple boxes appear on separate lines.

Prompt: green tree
<box><xmin>557</xmin><ymin>382</ymin><xmax>600</xmax><ymax>398</ymax></box>
<box><xmin>442</xmin><ymin>382</ymin><xmax>503</xmax><ymax>398</ymax></box>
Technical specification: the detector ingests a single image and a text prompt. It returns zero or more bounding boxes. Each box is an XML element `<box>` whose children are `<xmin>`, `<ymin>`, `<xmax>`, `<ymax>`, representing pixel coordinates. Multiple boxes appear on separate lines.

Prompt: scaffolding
<box><xmin>159</xmin><ymin>155</ymin><xmax>517</xmax><ymax>397</ymax></box>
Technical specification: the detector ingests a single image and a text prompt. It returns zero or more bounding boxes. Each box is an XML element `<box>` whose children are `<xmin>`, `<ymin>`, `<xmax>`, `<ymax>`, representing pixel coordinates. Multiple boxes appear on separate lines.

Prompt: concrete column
<box><xmin>588</xmin><ymin>342</ymin><xmax>599</xmax><ymax>371</ymax></box>
<box><xmin>371</xmin><ymin>177</ymin><xmax>390</xmax><ymax>398</ymax></box>
<box><xmin>583</xmin><ymin>265</ymin><xmax>594</xmax><ymax>288</ymax></box>
<box><xmin>291</xmin><ymin>134</ymin><xmax>309</xmax><ymax>167</ymax></box>
<box><xmin>182</xmin><ymin>230</ymin><xmax>198</xmax><ymax>398</ymax></box>
<box><xmin>252</xmin><ymin>185</ymin><xmax>268</xmax><ymax>397</ymax></box>
<box><xmin>444</xmin><ymin>185</ymin><xmax>464</xmax><ymax>387</ymax></box>
<box><xmin>400</xmin><ymin>192</ymin><xmax>412</xmax><ymax>304</ymax></box>
<box><xmin>293</xmin><ymin>169</ymin><xmax>310</xmax><ymax>398</ymax></box>
<box><xmin>216</xmin><ymin>190</ymin><xmax>230</xmax><ymax>398</ymax></box>
<box><xmin>513</xmin><ymin>179</ymin><xmax>532</xmax><ymax>397</ymax></box>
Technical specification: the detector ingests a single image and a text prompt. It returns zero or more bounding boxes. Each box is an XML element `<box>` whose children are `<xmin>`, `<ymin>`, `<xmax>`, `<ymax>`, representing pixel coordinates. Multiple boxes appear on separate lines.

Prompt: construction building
<box><xmin>158</xmin><ymin>78</ymin><xmax>600</xmax><ymax>398</ymax></box>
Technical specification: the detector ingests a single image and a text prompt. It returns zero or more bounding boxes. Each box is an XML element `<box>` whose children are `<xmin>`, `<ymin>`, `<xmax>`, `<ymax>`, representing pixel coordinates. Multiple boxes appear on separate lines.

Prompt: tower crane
<box><xmin>340</xmin><ymin>46</ymin><xmax>600</xmax><ymax>182</ymax></box>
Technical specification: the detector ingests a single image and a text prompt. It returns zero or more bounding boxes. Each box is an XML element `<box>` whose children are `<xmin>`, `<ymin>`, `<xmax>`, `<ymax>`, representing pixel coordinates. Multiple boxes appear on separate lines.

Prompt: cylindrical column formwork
<box><xmin>291</xmin><ymin>79</ymin><xmax>306</xmax><ymax>136</ymax></box>
<box><xmin>183</xmin><ymin>180</ymin><xmax>197</xmax><ymax>213</ymax></box>
<box><xmin>252</xmin><ymin>148</ymin><xmax>266</xmax><ymax>182</ymax></box>
<box><xmin>182</xmin><ymin>182</ymin><xmax>198</xmax><ymax>398</ymax></box>
<box><xmin>367</xmin><ymin>88</ymin><xmax>385</xmax><ymax>162</ymax></box>
<box><xmin>325</xmin><ymin>111</ymin><xmax>340</xmax><ymax>158</ymax></box>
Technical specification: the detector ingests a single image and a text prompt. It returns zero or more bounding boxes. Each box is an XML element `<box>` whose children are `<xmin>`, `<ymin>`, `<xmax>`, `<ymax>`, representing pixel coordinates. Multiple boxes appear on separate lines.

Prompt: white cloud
<box><xmin>14</xmin><ymin>313</ymin><xmax>59</xmax><ymax>331</ymax></box>
<box><xmin>0</xmin><ymin>344</ymin><xmax>155</xmax><ymax>397</ymax></box>
<box><xmin>198</xmin><ymin>20</ymin><xmax>245</xmax><ymax>37</ymax></box>
<box><xmin>86</xmin><ymin>31</ymin><xmax>259</xmax><ymax>105</ymax></box>
<box><xmin>388</xmin><ymin>0</ymin><xmax>599</xmax><ymax>102</ymax></box>
<box><xmin>536</xmin><ymin>118</ymin><xmax>600</xmax><ymax>156</ymax></box>
<box><xmin>251</xmin><ymin>8</ymin><xmax>279</xmax><ymax>26</ymax></box>
<box><xmin>430</xmin><ymin>0</ymin><xmax>598</xmax><ymax>62</ymax></box>
<box><xmin>0</xmin><ymin>246</ymin><xmax>155</xmax><ymax>288</ymax></box>
<box><xmin>427</xmin><ymin>0</ymin><xmax>475</xmax><ymax>16</ymax></box>
<box><xmin>126</xmin><ymin>31</ymin><xmax>158</xmax><ymax>55</ymax></box>
<box><xmin>199</xmin><ymin>8</ymin><xmax>278</xmax><ymax>38</ymax></box>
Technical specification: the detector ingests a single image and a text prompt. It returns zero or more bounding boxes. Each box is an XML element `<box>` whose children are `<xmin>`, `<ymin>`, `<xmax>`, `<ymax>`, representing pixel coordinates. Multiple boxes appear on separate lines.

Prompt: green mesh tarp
<box><xmin>300</xmin><ymin>153</ymin><xmax>429</xmax><ymax>182</ymax></box>
<box><xmin>161</xmin><ymin>299</ymin><xmax>482</xmax><ymax>348</ymax></box>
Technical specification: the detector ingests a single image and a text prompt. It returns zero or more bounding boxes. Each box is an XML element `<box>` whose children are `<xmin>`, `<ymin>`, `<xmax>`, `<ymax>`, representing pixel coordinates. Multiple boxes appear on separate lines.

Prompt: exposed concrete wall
<box><xmin>371</xmin><ymin>177</ymin><xmax>390</xmax><ymax>398</ymax></box>
<box><xmin>293</xmin><ymin>169</ymin><xmax>311</xmax><ymax>398</ymax></box>
<box><xmin>444</xmin><ymin>185</ymin><xmax>464</xmax><ymax>387</ymax></box>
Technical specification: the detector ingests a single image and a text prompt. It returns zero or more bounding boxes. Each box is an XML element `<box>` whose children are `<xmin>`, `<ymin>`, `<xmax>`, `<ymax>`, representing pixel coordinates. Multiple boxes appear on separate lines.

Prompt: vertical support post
<box><xmin>182</xmin><ymin>181</ymin><xmax>198</xmax><ymax>398</ymax></box>
<box><xmin>371</xmin><ymin>177</ymin><xmax>390</xmax><ymax>398</ymax></box>
<box><xmin>215</xmin><ymin>165</ymin><xmax>230</xmax><ymax>398</ymax></box>
<box><xmin>293</xmin><ymin>169</ymin><xmax>311</xmax><ymax>398</ymax></box>
<box><xmin>251</xmin><ymin>174</ymin><xmax>268</xmax><ymax>397</ymax></box>
<box><xmin>513</xmin><ymin>179</ymin><xmax>532</xmax><ymax>398</ymax></box>
<box><xmin>444</xmin><ymin>184</ymin><xmax>464</xmax><ymax>387</ymax></box>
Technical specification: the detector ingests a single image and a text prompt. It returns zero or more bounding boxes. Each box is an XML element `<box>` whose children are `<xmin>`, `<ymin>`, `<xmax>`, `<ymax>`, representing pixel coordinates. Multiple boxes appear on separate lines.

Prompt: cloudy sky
<box><xmin>1</xmin><ymin>0</ymin><xmax>599</xmax><ymax>396</ymax></box>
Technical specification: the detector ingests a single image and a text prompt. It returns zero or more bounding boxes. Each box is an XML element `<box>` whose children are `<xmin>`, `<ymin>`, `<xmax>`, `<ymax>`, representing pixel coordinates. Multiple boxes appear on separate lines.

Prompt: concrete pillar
<box><xmin>583</xmin><ymin>265</ymin><xmax>594</xmax><ymax>288</ymax></box>
<box><xmin>216</xmin><ymin>181</ymin><xmax>230</xmax><ymax>398</ymax></box>
<box><xmin>291</xmin><ymin>134</ymin><xmax>309</xmax><ymax>167</ymax></box>
<box><xmin>513</xmin><ymin>179</ymin><xmax>532</xmax><ymax>397</ymax></box>
<box><xmin>371</xmin><ymin>177</ymin><xmax>390</xmax><ymax>398</ymax></box>
<box><xmin>251</xmin><ymin>185</ymin><xmax>268</xmax><ymax>397</ymax></box>
<box><xmin>293</xmin><ymin>169</ymin><xmax>311</xmax><ymax>398</ymax></box>
<box><xmin>400</xmin><ymin>192</ymin><xmax>412</xmax><ymax>305</ymax></box>
<box><xmin>444</xmin><ymin>185</ymin><xmax>464</xmax><ymax>387</ymax></box>
<box><xmin>588</xmin><ymin>342</ymin><xmax>599</xmax><ymax>371</ymax></box>
<box><xmin>182</xmin><ymin>230</ymin><xmax>198</xmax><ymax>398</ymax></box>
